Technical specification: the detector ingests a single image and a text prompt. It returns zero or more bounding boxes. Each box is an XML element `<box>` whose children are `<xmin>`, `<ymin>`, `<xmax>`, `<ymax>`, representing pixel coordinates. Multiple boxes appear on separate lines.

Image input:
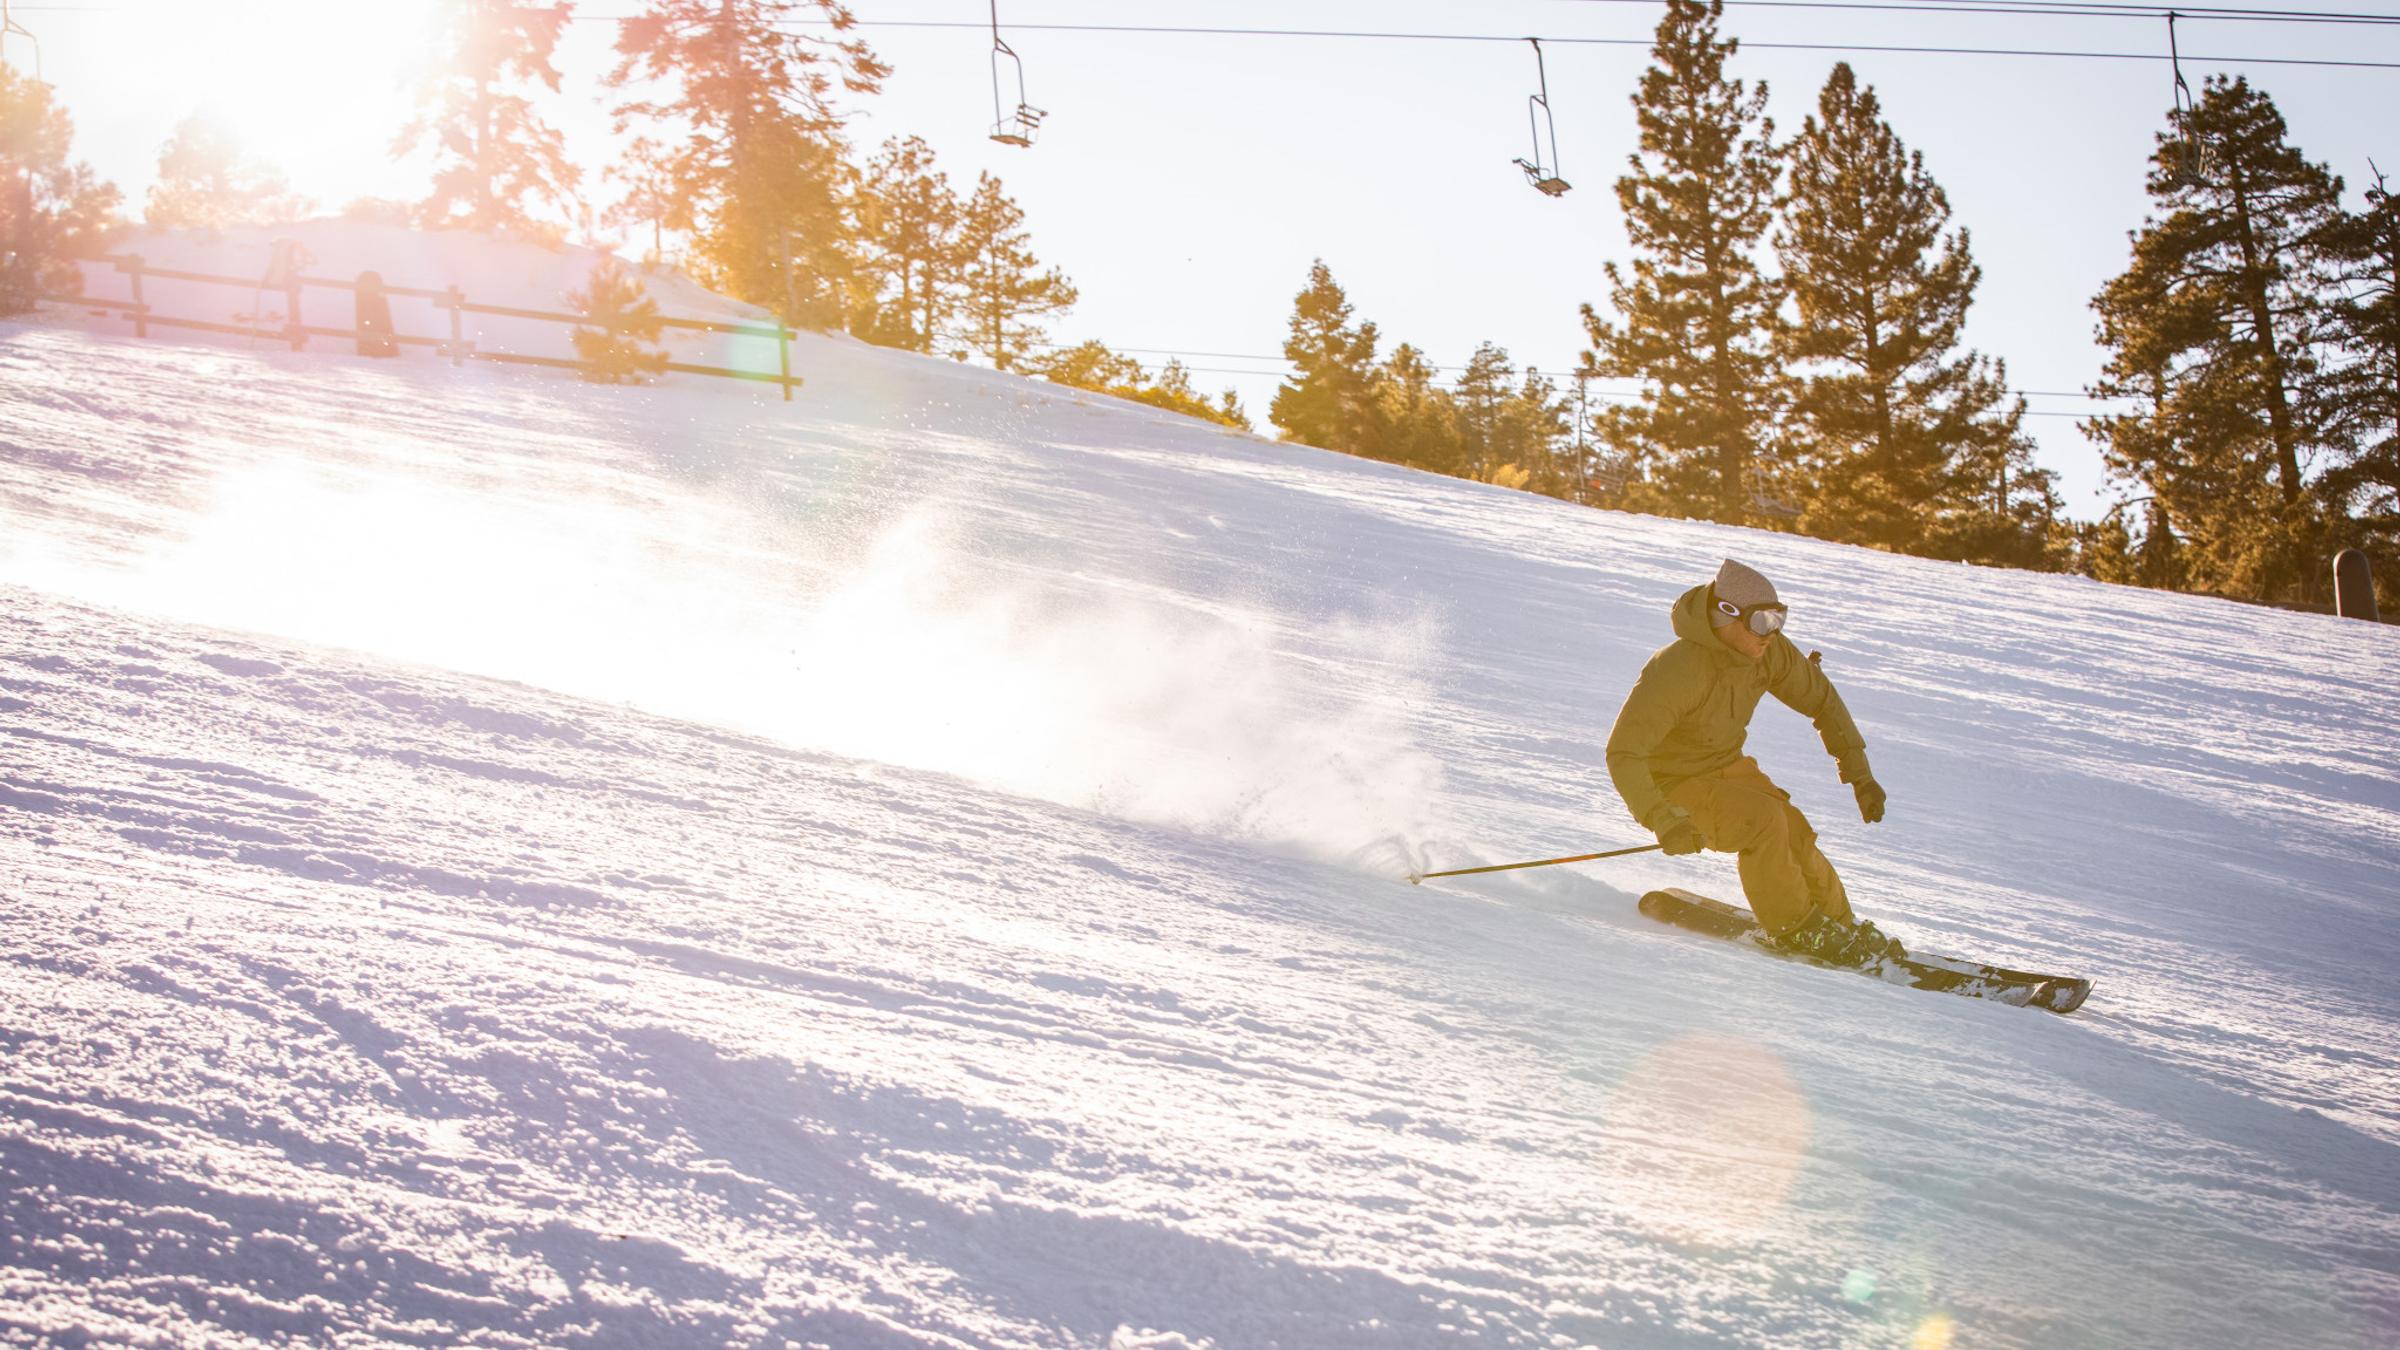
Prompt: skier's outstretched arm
<box><xmin>1766</xmin><ymin>639</ymin><xmax>1885</xmax><ymax>821</ymax></box>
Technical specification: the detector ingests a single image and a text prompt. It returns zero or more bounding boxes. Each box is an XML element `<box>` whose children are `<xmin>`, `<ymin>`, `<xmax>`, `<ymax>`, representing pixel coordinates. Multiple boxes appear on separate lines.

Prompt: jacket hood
<box><xmin>1671</xmin><ymin>584</ymin><xmax>1723</xmax><ymax>646</ymax></box>
<box><xmin>1670</xmin><ymin>584</ymin><xmax>1760</xmax><ymax>665</ymax></box>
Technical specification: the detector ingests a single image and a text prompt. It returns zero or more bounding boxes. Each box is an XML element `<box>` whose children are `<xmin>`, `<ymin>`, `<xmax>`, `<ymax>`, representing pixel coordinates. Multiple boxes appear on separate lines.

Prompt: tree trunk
<box><xmin>1708</xmin><ymin>250</ymin><xmax>1742</xmax><ymax>524</ymax></box>
<box><xmin>2226</xmin><ymin>160</ymin><xmax>2304</xmax><ymax>508</ymax></box>
<box><xmin>473</xmin><ymin>74</ymin><xmax>494</xmax><ymax>230</ymax></box>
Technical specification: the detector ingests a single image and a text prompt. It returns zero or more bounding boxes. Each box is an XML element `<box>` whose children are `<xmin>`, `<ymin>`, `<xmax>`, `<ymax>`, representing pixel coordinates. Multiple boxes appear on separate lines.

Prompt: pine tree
<box><xmin>1506</xmin><ymin>367</ymin><xmax>1576</xmax><ymax>499</ymax></box>
<box><xmin>608</xmin><ymin>0</ymin><xmax>887</xmax><ymax>327</ymax></box>
<box><xmin>397</xmin><ymin>0</ymin><xmax>580</xmax><ymax>233</ymax></box>
<box><xmin>603</xmin><ymin>136</ymin><xmax>677</xmax><ymax>261</ymax></box>
<box><xmin>849</xmin><ymin>136</ymin><xmax>959</xmax><ymax>351</ymax></box>
<box><xmin>2087</xmin><ymin>76</ymin><xmax>2344</xmax><ymax>602</ymax></box>
<box><xmin>145</xmin><ymin>113</ymin><xmax>305</xmax><ymax>229</ymax></box>
<box><xmin>568</xmin><ymin>257</ymin><xmax>671</xmax><ymax>382</ymax></box>
<box><xmin>0</xmin><ymin>69</ymin><xmax>119</xmax><ymax>316</ymax></box>
<box><xmin>1777</xmin><ymin>63</ymin><xmax>2035</xmax><ymax>559</ymax></box>
<box><xmin>2319</xmin><ymin>168</ymin><xmax>2400</xmax><ymax>574</ymax></box>
<box><xmin>1271</xmin><ymin>260</ymin><xmax>1381</xmax><ymax>454</ymax></box>
<box><xmin>1371</xmin><ymin>343</ymin><xmax>1461</xmax><ymax>472</ymax></box>
<box><xmin>1582</xmin><ymin>0</ymin><xmax>1785</xmax><ymax>524</ymax></box>
<box><xmin>951</xmin><ymin>172</ymin><xmax>1075</xmax><ymax>369</ymax></box>
<box><xmin>1450</xmin><ymin>342</ymin><xmax>1517</xmax><ymax>482</ymax></box>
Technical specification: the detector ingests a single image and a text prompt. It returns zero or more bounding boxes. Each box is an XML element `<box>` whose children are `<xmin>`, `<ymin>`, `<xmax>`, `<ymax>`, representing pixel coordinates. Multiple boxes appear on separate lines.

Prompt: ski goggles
<box><xmin>1715</xmin><ymin>597</ymin><xmax>1788</xmax><ymax>635</ymax></box>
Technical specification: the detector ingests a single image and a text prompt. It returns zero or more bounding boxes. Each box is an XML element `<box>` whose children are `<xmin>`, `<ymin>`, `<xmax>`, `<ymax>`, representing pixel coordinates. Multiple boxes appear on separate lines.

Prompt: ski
<box><xmin>1638</xmin><ymin>888</ymin><xmax>2092</xmax><ymax>1014</ymax></box>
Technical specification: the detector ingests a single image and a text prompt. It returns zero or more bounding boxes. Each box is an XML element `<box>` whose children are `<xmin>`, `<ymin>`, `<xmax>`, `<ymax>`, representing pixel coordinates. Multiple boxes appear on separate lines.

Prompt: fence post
<box><xmin>353</xmin><ymin>271</ymin><xmax>397</xmax><ymax>357</ymax></box>
<box><xmin>445</xmin><ymin>285</ymin><xmax>466</xmax><ymax>367</ymax></box>
<box><xmin>2333</xmin><ymin>549</ymin><xmax>2380</xmax><ymax>622</ymax></box>
<box><xmin>117</xmin><ymin>254</ymin><xmax>146</xmax><ymax>339</ymax></box>
<box><xmin>283</xmin><ymin>271</ymin><xmax>305</xmax><ymax>352</ymax></box>
<box><xmin>778</xmin><ymin>324</ymin><xmax>793</xmax><ymax>402</ymax></box>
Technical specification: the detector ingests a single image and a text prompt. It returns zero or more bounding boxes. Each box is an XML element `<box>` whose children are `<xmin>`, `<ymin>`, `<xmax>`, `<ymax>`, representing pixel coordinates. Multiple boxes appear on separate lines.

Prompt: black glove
<box><xmin>1658</xmin><ymin>818</ymin><xmax>1707</xmax><ymax>856</ymax></box>
<box><xmin>1853</xmin><ymin>777</ymin><xmax>1887</xmax><ymax>824</ymax></box>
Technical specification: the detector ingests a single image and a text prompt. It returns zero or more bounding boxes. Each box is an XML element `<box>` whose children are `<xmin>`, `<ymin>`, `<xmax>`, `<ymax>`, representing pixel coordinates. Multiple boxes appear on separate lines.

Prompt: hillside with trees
<box><xmin>2</xmin><ymin>0</ymin><xmax>2389</xmax><ymax>610</ymax></box>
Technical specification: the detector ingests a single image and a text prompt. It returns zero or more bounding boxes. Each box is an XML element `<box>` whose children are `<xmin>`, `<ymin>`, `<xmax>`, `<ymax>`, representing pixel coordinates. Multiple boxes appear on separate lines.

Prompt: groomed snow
<box><xmin>3</xmin><ymin>253</ymin><xmax>2397</xmax><ymax>1347</ymax></box>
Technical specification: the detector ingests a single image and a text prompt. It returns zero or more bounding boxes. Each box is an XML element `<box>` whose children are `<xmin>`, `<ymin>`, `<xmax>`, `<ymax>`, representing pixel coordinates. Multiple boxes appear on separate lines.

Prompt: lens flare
<box><xmin>1913</xmin><ymin>1313</ymin><xmax>1957</xmax><ymax>1349</ymax></box>
<box><xmin>1596</xmin><ymin>1032</ymin><xmax>1811</xmax><ymax>1247</ymax></box>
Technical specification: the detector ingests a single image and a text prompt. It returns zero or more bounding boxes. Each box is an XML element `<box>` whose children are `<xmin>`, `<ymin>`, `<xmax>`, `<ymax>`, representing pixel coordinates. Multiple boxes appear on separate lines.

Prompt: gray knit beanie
<box><xmin>1709</xmin><ymin>558</ymin><xmax>1779</xmax><ymax>627</ymax></box>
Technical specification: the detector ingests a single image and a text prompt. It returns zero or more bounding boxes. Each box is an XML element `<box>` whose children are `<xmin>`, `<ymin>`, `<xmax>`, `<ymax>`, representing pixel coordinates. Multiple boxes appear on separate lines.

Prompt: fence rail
<box><xmin>46</xmin><ymin>252</ymin><xmax>800</xmax><ymax>400</ymax></box>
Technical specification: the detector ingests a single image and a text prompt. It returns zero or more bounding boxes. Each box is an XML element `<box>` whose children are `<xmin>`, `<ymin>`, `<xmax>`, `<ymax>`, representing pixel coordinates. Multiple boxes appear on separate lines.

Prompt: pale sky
<box><xmin>14</xmin><ymin>0</ymin><xmax>2399</xmax><ymax>517</ymax></box>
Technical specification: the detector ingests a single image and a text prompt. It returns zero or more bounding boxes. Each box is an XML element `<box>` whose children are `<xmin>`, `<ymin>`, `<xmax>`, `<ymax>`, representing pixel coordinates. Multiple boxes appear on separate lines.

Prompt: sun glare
<box><xmin>1596</xmin><ymin>1033</ymin><xmax>1812</xmax><ymax>1248</ymax></box>
<box><xmin>117</xmin><ymin>1</ymin><xmax>444</xmax><ymax>207</ymax></box>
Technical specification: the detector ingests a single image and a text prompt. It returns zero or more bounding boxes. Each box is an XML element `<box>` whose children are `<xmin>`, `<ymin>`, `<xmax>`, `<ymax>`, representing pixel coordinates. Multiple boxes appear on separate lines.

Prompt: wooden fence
<box><xmin>47</xmin><ymin>253</ymin><xmax>801</xmax><ymax>400</ymax></box>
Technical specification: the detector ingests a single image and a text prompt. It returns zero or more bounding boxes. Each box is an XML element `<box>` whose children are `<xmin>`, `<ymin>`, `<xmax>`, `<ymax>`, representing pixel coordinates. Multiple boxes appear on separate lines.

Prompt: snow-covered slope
<box><xmin>3</xmin><ymin>308</ymin><xmax>2397</xmax><ymax>1347</ymax></box>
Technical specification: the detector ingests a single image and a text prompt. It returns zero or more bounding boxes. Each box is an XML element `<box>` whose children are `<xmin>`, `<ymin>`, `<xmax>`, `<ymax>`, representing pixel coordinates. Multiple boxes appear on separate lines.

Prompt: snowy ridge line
<box><xmin>4</xmin><ymin>296</ymin><xmax>2400</xmax><ymax>1346</ymax></box>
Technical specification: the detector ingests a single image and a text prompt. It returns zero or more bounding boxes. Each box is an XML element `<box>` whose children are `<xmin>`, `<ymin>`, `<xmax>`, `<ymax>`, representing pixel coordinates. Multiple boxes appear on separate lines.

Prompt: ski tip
<box><xmin>2035</xmin><ymin>978</ymin><xmax>2094</xmax><ymax>1014</ymax></box>
<box><xmin>1406</xmin><ymin>874</ymin><xmax>1423</xmax><ymax>886</ymax></box>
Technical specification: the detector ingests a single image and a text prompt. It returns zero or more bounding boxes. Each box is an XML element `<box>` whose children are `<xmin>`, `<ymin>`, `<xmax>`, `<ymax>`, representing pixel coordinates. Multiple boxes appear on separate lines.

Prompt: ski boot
<box><xmin>1773</xmin><ymin>913</ymin><xmax>1906</xmax><ymax>968</ymax></box>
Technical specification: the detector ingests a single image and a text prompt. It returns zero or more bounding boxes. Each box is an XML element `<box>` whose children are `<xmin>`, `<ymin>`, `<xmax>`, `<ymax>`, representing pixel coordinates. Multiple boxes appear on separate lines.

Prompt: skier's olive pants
<box><xmin>1665</xmin><ymin>757</ymin><xmax>1852</xmax><ymax>937</ymax></box>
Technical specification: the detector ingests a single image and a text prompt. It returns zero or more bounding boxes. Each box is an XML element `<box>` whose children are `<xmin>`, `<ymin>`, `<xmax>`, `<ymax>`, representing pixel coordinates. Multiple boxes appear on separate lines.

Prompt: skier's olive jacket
<box><xmin>1606</xmin><ymin>585</ymin><xmax>1872</xmax><ymax>833</ymax></box>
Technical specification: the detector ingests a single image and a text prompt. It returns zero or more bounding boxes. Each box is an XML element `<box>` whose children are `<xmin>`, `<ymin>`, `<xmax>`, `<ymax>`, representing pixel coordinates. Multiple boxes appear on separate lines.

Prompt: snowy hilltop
<box><xmin>3</xmin><ymin>228</ymin><xmax>2397</xmax><ymax>1348</ymax></box>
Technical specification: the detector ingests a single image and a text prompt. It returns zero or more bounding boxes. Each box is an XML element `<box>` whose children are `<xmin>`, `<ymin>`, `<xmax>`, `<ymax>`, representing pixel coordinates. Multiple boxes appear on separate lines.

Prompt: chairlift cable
<box><xmin>1549</xmin><ymin>0</ymin><xmax>2400</xmax><ymax>26</ymax></box>
<box><xmin>747</xmin><ymin>18</ymin><xmax>2400</xmax><ymax>72</ymax></box>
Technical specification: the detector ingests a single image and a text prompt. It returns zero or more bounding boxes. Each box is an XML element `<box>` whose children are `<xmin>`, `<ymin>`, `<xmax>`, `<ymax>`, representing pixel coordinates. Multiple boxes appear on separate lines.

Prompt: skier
<box><xmin>1606</xmin><ymin>558</ymin><xmax>1899</xmax><ymax>966</ymax></box>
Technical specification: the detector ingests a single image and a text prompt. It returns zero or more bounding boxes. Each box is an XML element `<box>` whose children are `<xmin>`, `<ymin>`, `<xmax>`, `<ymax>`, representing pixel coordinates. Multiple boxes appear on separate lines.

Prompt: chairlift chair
<box><xmin>988</xmin><ymin>2</ymin><xmax>1045</xmax><ymax>147</ymax></box>
<box><xmin>1514</xmin><ymin>38</ymin><xmax>1570</xmax><ymax>197</ymax></box>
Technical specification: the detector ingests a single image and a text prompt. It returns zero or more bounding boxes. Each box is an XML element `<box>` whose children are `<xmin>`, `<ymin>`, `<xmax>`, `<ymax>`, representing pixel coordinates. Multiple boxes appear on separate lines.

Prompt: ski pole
<box><xmin>1408</xmin><ymin>842</ymin><xmax>1663</xmax><ymax>885</ymax></box>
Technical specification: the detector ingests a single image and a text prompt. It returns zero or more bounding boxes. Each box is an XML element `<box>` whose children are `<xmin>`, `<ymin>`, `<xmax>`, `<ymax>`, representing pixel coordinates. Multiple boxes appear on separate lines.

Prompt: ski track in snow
<box><xmin>2</xmin><ymin>319</ymin><xmax>2397</xmax><ymax>1347</ymax></box>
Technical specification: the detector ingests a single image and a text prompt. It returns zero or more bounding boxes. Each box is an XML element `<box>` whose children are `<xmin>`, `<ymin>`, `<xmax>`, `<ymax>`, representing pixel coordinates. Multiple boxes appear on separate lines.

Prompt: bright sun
<box><xmin>111</xmin><ymin>0</ymin><xmax>447</xmax><ymax>208</ymax></box>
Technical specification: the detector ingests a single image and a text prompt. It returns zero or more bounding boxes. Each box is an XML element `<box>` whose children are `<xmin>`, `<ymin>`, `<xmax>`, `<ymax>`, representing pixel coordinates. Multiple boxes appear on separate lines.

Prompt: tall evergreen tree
<box><xmin>0</xmin><ymin>68</ymin><xmax>118</xmax><ymax>315</ymax></box>
<box><xmin>1581</xmin><ymin>0</ymin><xmax>1785</xmax><ymax>524</ymax></box>
<box><xmin>607</xmin><ymin>0</ymin><xmax>887</xmax><ymax>326</ymax></box>
<box><xmin>849</xmin><ymin>135</ymin><xmax>959</xmax><ymax>351</ymax></box>
<box><xmin>1777</xmin><ymin>62</ymin><xmax>2040</xmax><ymax>559</ymax></box>
<box><xmin>952</xmin><ymin>172</ymin><xmax>1074</xmax><ymax>370</ymax></box>
<box><xmin>1507</xmin><ymin>367</ymin><xmax>1576</xmax><ymax>499</ymax></box>
<box><xmin>145</xmin><ymin>112</ymin><xmax>305</xmax><ymax>229</ymax></box>
<box><xmin>1271</xmin><ymin>260</ymin><xmax>1381</xmax><ymax>454</ymax></box>
<box><xmin>2086</xmin><ymin>76</ymin><xmax>2344</xmax><ymax>601</ymax></box>
<box><xmin>1450</xmin><ymin>342</ymin><xmax>1518</xmax><ymax>482</ymax></box>
<box><xmin>397</xmin><ymin>0</ymin><xmax>579</xmax><ymax>233</ymax></box>
<box><xmin>1371</xmin><ymin>343</ymin><xmax>1461</xmax><ymax>473</ymax></box>
<box><xmin>2319</xmin><ymin>168</ymin><xmax>2400</xmax><ymax>574</ymax></box>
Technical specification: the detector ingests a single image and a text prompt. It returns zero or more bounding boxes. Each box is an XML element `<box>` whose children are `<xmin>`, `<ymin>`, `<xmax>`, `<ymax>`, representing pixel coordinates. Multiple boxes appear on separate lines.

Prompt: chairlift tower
<box><xmin>1513</xmin><ymin>38</ymin><xmax>1570</xmax><ymax>197</ymax></box>
<box><xmin>1</xmin><ymin>0</ymin><xmax>42</xmax><ymax>80</ymax></box>
<box><xmin>988</xmin><ymin>0</ymin><xmax>1045</xmax><ymax>147</ymax></box>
